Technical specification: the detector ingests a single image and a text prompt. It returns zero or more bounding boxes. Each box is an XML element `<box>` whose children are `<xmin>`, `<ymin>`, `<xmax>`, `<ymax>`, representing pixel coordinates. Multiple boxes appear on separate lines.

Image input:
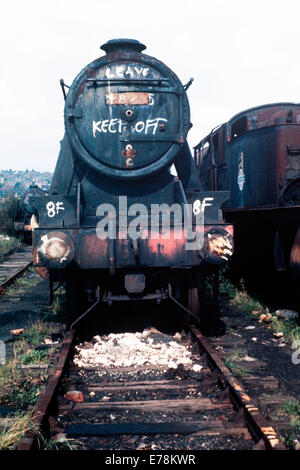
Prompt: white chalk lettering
<box><xmin>104</xmin><ymin>64</ymin><xmax>150</xmax><ymax>80</ymax></box>
<box><xmin>108</xmin><ymin>118</ymin><xmax>118</xmax><ymax>133</ymax></box>
<box><xmin>46</xmin><ymin>201</ymin><xmax>65</xmax><ymax>218</ymax></box>
<box><xmin>134</xmin><ymin>121</ymin><xmax>145</xmax><ymax>133</ymax></box>
<box><xmin>125</xmin><ymin>66</ymin><xmax>134</xmax><ymax>78</ymax></box>
<box><xmin>105</xmin><ymin>68</ymin><xmax>114</xmax><ymax>79</ymax></box>
<box><xmin>116</xmin><ymin>66</ymin><xmax>124</xmax><ymax>77</ymax></box>
<box><xmin>193</xmin><ymin>198</ymin><xmax>214</xmax><ymax>215</ymax></box>
<box><xmin>101</xmin><ymin>119</ymin><xmax>109</xmax><ymax>133</ymax></box>
<box><xmin>93</xmin><ymin>118</ymin><xmax>167</xmax><ymax>137</ymax></box>
<box><xmin>93</xmin><ymin>120</ymin><xmax>101</xmax><ymax>138</ymax></box>
<box><xmin>145</xmin><ymin>118</ymin><xmax>167</xmax><ymax>135</ymax></box>
<box><xmin>149</xmin><ymin>93</ymin><xmax>154</xmax><ymax>106</ymax></box>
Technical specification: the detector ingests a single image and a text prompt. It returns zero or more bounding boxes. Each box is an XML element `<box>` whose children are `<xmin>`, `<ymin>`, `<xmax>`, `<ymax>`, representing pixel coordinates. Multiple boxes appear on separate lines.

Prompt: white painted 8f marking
<box><xmin>193</xmin><ymin>198</ymin><xmax>214</xmax><ymax>215</ymax></box>
<box><xmin>46</xmin><ymin>201</ymin><xmax>65</xmax><ymax>218</ymax></box>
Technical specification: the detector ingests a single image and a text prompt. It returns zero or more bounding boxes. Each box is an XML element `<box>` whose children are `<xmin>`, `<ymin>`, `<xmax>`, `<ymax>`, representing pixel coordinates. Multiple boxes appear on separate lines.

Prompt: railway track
<box><xmin>0</xmin><ymin>245</ymin><xmax>32</xmax><ymax>293</ymax></box>
<box><xmin>16</xmin><ymin>321</ymin><xmax>284</xmax><ymax>451</ymax></box>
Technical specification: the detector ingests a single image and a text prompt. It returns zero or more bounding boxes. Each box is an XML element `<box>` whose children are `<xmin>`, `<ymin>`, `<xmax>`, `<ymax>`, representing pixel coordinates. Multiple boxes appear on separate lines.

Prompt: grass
<box><xmin>277</xmin><ymin>400</ymin><xmax>300</xmax><ymax>449</ymax></box>
<box><xmin>282</xmin><ymin>401</ymin><xmax>300</xmax><ymax>425</ymax></box>
<box><xmin>0</xmin><ymin>286</ymin><xmax>66</xmax><ymax>450</ymax></box>
<box><xmin>219</xmin><ymin>271</ymin><xmax>300</xmax><ymax>345</ymax></box>
<box><xmin>4</xmin><ymin>381</ymin><xmax>42</xmax><ymax>409</ymax></box>
<box><xmin>0</xmin><ymin>356</ymin><xmax>46</xmax><ymax>409</ymax></box>
<box><xmin>0</xmin><ymin>413</ymin><xmax>41</xmax><ymax>450</ymax></box>
<box><xmin>0</xmin><ymin>363</ymin><xmax>21</xmax><ymax>390</ymax></box>
<box><xmin>271</xmin><ymin>318</ymin><xmax>300</xmax><ymax>344</ymax></box>
<box><xmin>13</xmin><ymin>319</ymin><xmax>55</xmax><ymax>357</ymax></box>
<box><xmin>0</xmin><ymin>234</ymin><xmax>21</xmax><ymax>261</ymax></box>
<box><xmin>0</xmin><ymin>320</ymin><xmax>56</xmax><ymax>408</ymax></box>
<box><xmin>3</xmin><ymin>271</ymin><xmax>40</xmax><ymax>297</ymax></box>
<box><xmin>41</xmin><ymin>286</ymin><xmax>66</xmax><ymax>322</ymax></box>
<box><xmin>43</xmin><ymin>439</ymin><xmax>74</xmax><ymax>450</ymax></box>
<box><xmin>224</xmin><ymin>349</ymin><xmax>254</xmax><ymax>377</ymax></box>
<box><xmin>18</xmin><ymin>350</ymin><xmax>48</xmax><ymax>365</ymax></box>
<box><xmin>23</xmin><ymin>319</ymin><xmax>51</xmax><ymax>346</ymax></box>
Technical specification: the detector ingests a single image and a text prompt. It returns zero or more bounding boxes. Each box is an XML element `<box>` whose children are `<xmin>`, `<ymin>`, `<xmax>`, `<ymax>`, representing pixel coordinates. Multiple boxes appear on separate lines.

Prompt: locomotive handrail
<box><xmin>86</xmin><ymin>78</ymin><xmax>172</xmax><ymax>89</ymax></box>
<box><xmin>116</xmin><ymin>86</ymin><xmax>181</xmax><ymax>94</ymax></box>
<box><xmin>87</xmin><ymin>78</ymin><xmax>169</xmax><ymax>84</ymax></box>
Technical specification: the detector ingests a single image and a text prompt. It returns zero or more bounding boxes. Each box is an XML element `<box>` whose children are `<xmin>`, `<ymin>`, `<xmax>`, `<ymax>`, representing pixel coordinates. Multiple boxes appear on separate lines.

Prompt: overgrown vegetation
<box><xmin>0</xmin><ymin>193</ymin><xmax>19</xmax><ymax>236</ymax></box>
<box><xmin>0</xmin><ymin>313</ymin><xmax>64</xmax><ymax>448</ymax></box>
<box><xmin>277</xmin><ymin>401</ymin><xmax>300</xmax><ymax>449</ymax></box>
<box><xmin>0</xmin><ymin>192</ymin><xmax>21</xmax><ymax>260</ymax></box>
<box><xmin>40</xmin><ymin>286</ymin><xmax>67</xmax><ymax>322</ymax></box>
<box><xmin>0</xmin><ymin>413</ymin><xmax>41</xmax><ymax>450</ymax></box>
<box><xmin>224</xmin><ymin>349</ymin><xmax>254</xmax><ymax>377</ymax></box>
<box><xmin>19</xmin><ymin>350</ymin><xmax>48</xmax><ymax>365</ymax></box>
<box><xmin>282</xmin><ymin>400</ymin><xmax>300</xmax><ymax>425</ymax></box>
<box><xmin>43</xmin><ymin>438</ymin><xmax>74</xmax><ymax>450</ymax></box>
<box><xmin>219</xmin><ymin>268</ymin><xmax>300</xmax><ymax>345</ymax></box>
<box><xmin>0</xmin><ymin>234</ymin><xmax>21</xmax><ymax>261</ymax></box>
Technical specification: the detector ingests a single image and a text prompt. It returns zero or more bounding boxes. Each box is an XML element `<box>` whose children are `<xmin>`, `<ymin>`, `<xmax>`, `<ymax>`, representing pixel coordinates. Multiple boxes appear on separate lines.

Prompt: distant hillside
<box><xmin>0</xmin><ymin>169</ymin><xmax>52</xmax><ymax>197</ymax></box>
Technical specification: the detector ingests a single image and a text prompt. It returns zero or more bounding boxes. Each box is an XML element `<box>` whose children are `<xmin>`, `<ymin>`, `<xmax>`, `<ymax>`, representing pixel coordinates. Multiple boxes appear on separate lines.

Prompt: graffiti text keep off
<box><xmin>93</xmin><ymin>118</ymin><xmax>167</xmax><ymax>137</ymax></box>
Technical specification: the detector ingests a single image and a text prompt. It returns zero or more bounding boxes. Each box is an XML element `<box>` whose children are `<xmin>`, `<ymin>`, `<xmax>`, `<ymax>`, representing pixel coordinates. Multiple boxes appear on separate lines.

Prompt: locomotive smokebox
<box><xmin>64</xmin><ymin>37</ymin><xmax>191</xmax><ymax>179</ymax></box>
<box><xmin>36</xmin><ymin>232</ymin><xmax>74</xmax><ymax>270</ymax></box>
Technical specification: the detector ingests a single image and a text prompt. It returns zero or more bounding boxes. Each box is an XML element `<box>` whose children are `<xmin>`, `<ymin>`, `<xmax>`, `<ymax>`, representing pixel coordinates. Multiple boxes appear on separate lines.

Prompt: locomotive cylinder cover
<box><xmin>64</xmin><ymin>38</ymin><xmax>191</xmax><ymax>179</ymax></box>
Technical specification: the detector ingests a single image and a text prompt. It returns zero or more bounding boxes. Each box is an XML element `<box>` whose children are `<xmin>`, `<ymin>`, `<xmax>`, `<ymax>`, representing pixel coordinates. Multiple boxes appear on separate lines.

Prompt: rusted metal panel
<box><xmin>194</xmin><ymin>103</ymin><xmax>300</xmax><ymax>209</ymax></box>
<box><xmin>106</xmin><ymin>92</ymin><xmax>149</xmax><ymax>105</ymax></box>
<box><xmin>33</xmin><ymin>224</ymin><xmax>233</xmax><ymax>271</ymax></box>
<box><xmin>228</xmin><ymin>103</ymin><xmax>300</xmax><ymax>139</ymax></box>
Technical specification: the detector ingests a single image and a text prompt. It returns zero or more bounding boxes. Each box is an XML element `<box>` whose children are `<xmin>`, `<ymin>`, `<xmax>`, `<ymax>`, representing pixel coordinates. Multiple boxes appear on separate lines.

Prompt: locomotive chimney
<box><xmin>100</xmin><ymin>38</ymin><xmax>146</xmax><ymax>54</ymax></box>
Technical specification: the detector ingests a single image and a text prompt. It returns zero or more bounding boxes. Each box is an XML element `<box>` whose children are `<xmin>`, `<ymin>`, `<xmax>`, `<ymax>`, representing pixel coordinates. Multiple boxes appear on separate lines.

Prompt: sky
<box><xmin>1</xmin><ymin>0</ymin><xmax>300</xmax><ymax>172</ymax></box>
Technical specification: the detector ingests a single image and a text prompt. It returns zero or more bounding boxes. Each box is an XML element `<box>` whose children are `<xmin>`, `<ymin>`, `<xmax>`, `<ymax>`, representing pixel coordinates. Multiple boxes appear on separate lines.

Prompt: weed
<box><xmin>0</xmin><ymin>234</ymin><xmax>21</xmax><ymax>261</ymax></box>
<box><xmin>224</xmin><ymin>349</ymin><xmax>254</xmax><ymax>377</ymax></box>
<box><xmin>4</xmin><ymin>380</ymin><xmax>41</xmax><ymax>409</ymax></box>
<box><xmin>280</xmin><ymin>426</ymin><xmax>300</xmax><ymax>450</ymax></box>
<box><xmin>0</xmin><ymin>412</ymin><xmax>41</xmax><ymax>450</ymax></box>
<box><xmin>227</xmin><ymin>364</ymin><xmax>253</xmax><ymax>377</ymax></box>
<box><xmin>19</xmin><ymin>350</ymin><xmax>48</xmax><ymax>365</ymax></box>
<box><xmin>23</xmin><ymin>320</ymin><xmax>50</xmax><ymax>346</ymax></box>
<box><xmin>0</xmin><ymin>363</ymin><xmax>21</xmax><ymax>391</ymax></box>
<box><xmin>281</xmin><ymin>401</ymin><xmax>300</xmax><ymax>426</ymax></box>
<box><xmin>272</xmin><ymin>319</ymin><xmax>300</xmax><ymax>344</ymax></box>
<box><xmin>224</xmin><ymin>349</ymin><xmax>244</xmax><ymax>363</ymax></box>
<box><xmin>43</xmin><ymin>438</ymin><xmax>74</xmax><ymax>450</ymax></box>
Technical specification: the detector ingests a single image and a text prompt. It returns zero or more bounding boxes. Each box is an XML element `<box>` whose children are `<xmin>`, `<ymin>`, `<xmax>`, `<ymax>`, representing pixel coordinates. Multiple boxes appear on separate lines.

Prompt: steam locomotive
<box><xmin>14</xmin><ymin>183</ymin><xmax>47</xmax><ymax>244</ymax></box>
<box><xmin>194</xmin><ymin>102</ymin><xmax>300</xmax><ymax>282</ymax></box>
<box><xmin>30</xmin><ymin>39</ymin><xmax>233</xmax><ymax>324</ymax></box>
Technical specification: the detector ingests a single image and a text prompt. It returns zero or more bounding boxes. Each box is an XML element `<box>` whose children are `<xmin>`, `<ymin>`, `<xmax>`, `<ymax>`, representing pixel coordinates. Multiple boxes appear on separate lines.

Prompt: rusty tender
<box><xmin>194</xmin><ymin>102</ymin><xmax>300</xmax><ymax>278</ymax></box>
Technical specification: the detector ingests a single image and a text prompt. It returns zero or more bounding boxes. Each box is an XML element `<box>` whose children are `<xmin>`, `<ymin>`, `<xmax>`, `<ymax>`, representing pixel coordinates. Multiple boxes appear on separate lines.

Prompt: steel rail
<box><xmin>189</xmin><ymin>325</ymin><xmax>285</xmax><ymax>450</ymax></box>
<box><xmin>15</xmin><ymin>324</ymin><xmax>285</xmax><ymax>450</ymax></box>
<box><xmin>0</xmin><ymin>260</ymin><xmax>33</xmax><ymax>293</ymax></box>
<box><xmin>16</xmin><ymin>329</ymin><xmax>76</xmax><ymax>450</ymax></box>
